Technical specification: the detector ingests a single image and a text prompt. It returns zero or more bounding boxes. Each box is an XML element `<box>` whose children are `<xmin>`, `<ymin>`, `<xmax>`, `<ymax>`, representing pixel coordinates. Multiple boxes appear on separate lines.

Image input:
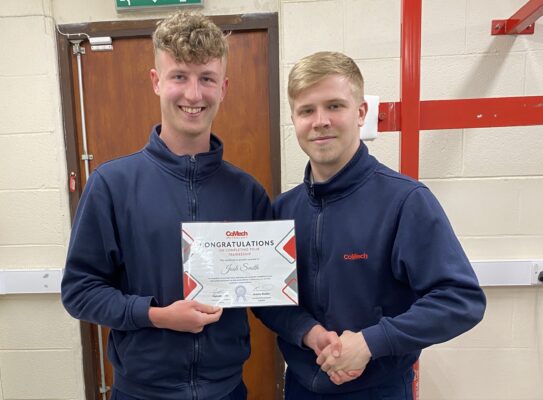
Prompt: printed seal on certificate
<box><xmin>181</xmin><ymin>220</ymin><xmax>298</xmax><ymax>308</ymax></box>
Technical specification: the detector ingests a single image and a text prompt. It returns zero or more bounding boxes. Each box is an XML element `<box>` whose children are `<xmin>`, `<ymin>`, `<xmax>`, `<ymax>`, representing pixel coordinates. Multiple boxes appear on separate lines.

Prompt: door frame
<box><xmin>56</xmin><ymin>13</ymin><xmax>281</xmax><ymax>400</ymax></box>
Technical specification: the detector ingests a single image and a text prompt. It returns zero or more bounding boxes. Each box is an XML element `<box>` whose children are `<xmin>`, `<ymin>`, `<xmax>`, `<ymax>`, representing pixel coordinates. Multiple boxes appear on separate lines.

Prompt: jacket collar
<box><xmin>143</xmin><ymin>124</ymin><xmax>223</xmax><ymax>181</ymax></box>
<box><xmin>304</xmin><ymin>141</ymin><xmax>378</xmax><ymax>203</ymax></box>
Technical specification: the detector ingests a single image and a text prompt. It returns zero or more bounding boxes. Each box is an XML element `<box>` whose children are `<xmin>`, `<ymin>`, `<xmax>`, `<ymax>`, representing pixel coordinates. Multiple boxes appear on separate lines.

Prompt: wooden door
<box><xmin>62</xmin><ymin>16</ymin><xmax>281</xmax><ymax>400</ymax></box>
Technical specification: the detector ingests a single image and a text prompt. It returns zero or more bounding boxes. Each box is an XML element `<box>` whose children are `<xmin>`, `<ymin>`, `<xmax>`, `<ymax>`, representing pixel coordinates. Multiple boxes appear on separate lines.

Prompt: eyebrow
<box><xmin>295</xmin><ymin>98</ymin><xmax>348</xmax><ymax>109</ymax></box>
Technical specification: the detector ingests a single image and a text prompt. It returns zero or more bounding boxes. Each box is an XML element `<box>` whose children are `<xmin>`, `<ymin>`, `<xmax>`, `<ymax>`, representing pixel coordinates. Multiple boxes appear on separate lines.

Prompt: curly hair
<box><xmin>288</xmin><ymin>51</ymin><xmax>364</xmax><ymax>106</ymax></box>
<box><xmin>152</xmin><ymin>11</ymin><xmax>228</xmax><ymax>64</ymax></box>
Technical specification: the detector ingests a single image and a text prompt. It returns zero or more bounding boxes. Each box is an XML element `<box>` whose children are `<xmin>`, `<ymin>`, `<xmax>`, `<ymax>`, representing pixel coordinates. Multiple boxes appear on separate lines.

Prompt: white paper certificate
<box><xmin>182</xmin><ymin>220</ymin><xmax>298</xmax><ymax>308</ymax></box>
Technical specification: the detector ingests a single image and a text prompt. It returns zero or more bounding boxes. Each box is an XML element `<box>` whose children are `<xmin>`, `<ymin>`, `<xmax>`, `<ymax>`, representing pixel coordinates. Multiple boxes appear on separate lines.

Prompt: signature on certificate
<box><xmin>221</xmin><ymin>263</ymin><xmax>260</xmax><ymax>275</ymax></box>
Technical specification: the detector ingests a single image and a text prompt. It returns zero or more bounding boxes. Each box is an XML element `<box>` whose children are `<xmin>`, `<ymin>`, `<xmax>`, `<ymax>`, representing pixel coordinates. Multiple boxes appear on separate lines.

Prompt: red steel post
<box><xmin>400</xmin><ymin>0</ymin><xmax>422</xmax><ymax>180</ymax></box>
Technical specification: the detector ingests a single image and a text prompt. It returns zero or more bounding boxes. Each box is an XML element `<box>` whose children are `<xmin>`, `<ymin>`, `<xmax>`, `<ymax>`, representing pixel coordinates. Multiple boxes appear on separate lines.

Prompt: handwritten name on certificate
<box><xmin>182</xmin><ymin>220</ymin><xmax>298</xmax><ymax>308</ymax></box>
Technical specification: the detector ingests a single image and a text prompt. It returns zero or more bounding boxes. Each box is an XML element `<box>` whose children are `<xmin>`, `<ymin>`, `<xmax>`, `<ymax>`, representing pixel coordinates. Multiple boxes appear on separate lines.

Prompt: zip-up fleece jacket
<box><xmin>61</xmin><ymin>125</ymin><xmax>271</xmax><ymax>400</ymax></box>
<box><xmin>268</xmin><ymin>141</ymin><xmax>486</xmax><ymax>394</ymax></box>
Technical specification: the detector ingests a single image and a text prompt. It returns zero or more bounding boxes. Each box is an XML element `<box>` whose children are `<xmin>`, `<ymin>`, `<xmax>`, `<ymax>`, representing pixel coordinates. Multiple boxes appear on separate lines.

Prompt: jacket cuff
<box><xmin>362</xmin><ymin>323</ymin><xmax>391</xmax><ymax>359</ymax></box>
<box><xmin>132</xmin><ymin>296</ymin><xmax>157</xmax><ymax>328</ymax></box>
<box><xmin>295</xmin><ymin>319</ymin><xmax>321</xmax><ymax>348</ymax></box>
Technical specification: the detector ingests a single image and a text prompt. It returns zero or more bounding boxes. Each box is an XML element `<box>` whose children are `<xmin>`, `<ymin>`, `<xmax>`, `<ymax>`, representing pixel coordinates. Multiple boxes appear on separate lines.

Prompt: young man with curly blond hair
<box><xmin>62</xmin><ymin>11</ymin><xmax>271</xmax><ymax>400</ymax></box>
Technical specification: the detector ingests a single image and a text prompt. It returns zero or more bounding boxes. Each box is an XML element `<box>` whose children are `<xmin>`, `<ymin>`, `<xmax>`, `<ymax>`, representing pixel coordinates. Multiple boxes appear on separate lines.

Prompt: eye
<box><xmin>298</xmin><ymin>108</ymin><xmax>313</xmax><ymax>116</ymax></box>
<box><xmin>328</xmin><ymin>103</ymin><xmax>341</xmax><ymax>110</ymax></box>
<box><xmin>201</xmin><ymin>76</ymin><xmax>217</xmax><ymax>85</ymax></box>
<box><xmin>173</xmin><ymin>74</ymin><xmax>185</xmax><ymax>81</ymax></box>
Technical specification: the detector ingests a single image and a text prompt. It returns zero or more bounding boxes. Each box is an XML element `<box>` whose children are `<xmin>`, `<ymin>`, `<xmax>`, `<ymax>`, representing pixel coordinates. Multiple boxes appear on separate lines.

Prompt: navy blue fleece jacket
<box><xmin>258</xmin><ymin>141</ymin><xmax>486</xmax><ymax>394</ymax></box>
<box><xmin>61</xmin><ymin>126</ymin><xmax>271</xmax><ymax>400</ymax></box>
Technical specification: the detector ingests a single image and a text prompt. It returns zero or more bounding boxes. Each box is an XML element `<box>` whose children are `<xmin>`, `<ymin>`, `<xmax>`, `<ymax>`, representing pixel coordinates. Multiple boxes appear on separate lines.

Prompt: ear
<box><xmin>150</xmin><ymin>68</ymin><xmax>160</xmax><ymax>96</ymax></box>
<box><xmin>220</xmin><ymin>77</ymin><xmax>229</xmax><ymax>102</ymax></box>
<box><xmin>358</xmin><ymin>101</ymin><xmax>368</xmax><ymax>127</ymax></box>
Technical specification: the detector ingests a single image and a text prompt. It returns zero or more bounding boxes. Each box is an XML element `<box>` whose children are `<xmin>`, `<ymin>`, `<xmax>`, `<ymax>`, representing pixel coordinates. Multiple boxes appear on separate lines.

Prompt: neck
<box><xmin>310</xmin><ymin>145</ymin><xmax>360</xmax><ymax>183</ymax></box>
<box><xmin>310</xmin><ymin>164</ymin><xmax>340</xmax><ymax>183</ymax></box>
<box><xmin>160</xmin><ymin>126</ymin><xmax>211</xmax><ymax>156</ymax></box>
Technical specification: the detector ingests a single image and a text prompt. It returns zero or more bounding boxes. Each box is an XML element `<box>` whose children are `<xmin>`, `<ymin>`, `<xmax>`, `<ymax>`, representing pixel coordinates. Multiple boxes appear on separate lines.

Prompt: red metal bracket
<box><xmin>378</xmin><ymin>96</ymin><xmax>543</xmax><ymax>132</ymax></box>
<box><xmin>491</xmin><ymin>0</ymin><xmax>543</xmax><ymax>35</ymax></box>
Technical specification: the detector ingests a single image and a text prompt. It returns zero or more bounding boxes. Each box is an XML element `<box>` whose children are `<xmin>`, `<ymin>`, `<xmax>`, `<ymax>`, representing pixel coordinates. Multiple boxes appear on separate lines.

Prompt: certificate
<box><xmin>181</xmin><ymin>220</ymin><xmax>298</xmax><ymax>308</ymax></box>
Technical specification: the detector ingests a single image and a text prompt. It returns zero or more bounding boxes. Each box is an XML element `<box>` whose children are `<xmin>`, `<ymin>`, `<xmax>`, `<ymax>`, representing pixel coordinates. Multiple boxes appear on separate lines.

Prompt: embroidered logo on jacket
<box><xmin>343</xmin><ymin>252</ymin><xmax>369</xmax><ymax>260</ymax></box>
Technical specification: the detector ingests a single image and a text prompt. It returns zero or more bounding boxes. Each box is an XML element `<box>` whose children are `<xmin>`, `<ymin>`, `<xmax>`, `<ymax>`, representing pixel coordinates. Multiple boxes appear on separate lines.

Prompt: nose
<box><xmin>184</xmin><ymin>77</ymin><xmax>202</xmax><ymax>103</ymax></box>
<box><xmin>312</xmin><ymin>109</ymin><xmax>331</xmax><ymax>130</ymax></box>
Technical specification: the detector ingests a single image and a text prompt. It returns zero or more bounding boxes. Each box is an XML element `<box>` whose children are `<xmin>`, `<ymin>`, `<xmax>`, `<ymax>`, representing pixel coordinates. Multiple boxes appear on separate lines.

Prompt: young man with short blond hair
<box><xmin>260</xmin><ymin>51</ymin><xmax>486</xmax><ymax>399</ymax></box>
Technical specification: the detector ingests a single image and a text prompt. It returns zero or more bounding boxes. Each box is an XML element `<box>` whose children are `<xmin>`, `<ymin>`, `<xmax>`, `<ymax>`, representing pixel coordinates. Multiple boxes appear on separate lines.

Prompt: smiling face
<box><xmin>150</xmin><ymin>49</ymin><xmax>228</xmax><ymax>152</ymax></box>
<box><xmin>291</xmin><ymin>74</ymin><xmax>367</xmax><ymax>182</ymax></box>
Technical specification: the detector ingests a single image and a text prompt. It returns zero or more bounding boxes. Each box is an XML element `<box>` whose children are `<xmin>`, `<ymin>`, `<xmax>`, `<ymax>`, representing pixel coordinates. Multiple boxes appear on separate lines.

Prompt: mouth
<box><xmin>311</xmin><ymin>136</ymin><xmax>335</xmax><ymax>144</ymax></box>
<box><xmin>179</xmin><ymin>106</ymin><xmax>205</xmax><ymax>115</ymax></box>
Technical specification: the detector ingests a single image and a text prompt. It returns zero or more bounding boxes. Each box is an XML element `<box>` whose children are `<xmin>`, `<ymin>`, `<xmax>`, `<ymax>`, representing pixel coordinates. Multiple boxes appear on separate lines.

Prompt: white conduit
<box><xmin>72</xmin><ymin>39</ymin><xmax>108</xmax><ymax>400</ymax></box>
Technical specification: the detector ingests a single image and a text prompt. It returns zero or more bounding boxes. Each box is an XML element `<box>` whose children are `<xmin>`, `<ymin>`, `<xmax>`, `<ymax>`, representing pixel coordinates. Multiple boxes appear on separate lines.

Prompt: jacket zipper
<box><xmin>311</xmin><ymin>198</ymin><xmax>325</xmax><ymax>392</ymax></box>
<box><xmin>189</xmin><ymin>154</ymin><xmax>199</xmax><ymax>399</ymax></box>
<box><xmin>189</xmin><ymin>155</ymin><xmax>197</xmax><ymax>221</ymax></box>
<box><xmin>313</xmin><ymin>198</ymin><xmax>325</xmax><ymax>319</ymax></box>
<box><xmin>190</xmin><ymin>334</ymin><xmax>199</xmax><ymax>400</ymax></box>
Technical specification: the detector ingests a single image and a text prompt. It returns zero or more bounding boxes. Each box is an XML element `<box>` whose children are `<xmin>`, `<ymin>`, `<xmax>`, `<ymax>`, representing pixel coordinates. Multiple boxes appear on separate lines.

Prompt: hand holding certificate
<box><xmin>182</xmin><ymin>220</ymin><xmax>298</xmax><ymax>308</ymax></box>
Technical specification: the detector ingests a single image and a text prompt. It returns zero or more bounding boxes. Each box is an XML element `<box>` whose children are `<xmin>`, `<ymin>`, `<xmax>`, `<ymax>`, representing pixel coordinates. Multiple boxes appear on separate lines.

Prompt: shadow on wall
<box><xmin>454</xmin><ymin>38</ymin><xmax>515</xmax><ymax>99</ymax></box>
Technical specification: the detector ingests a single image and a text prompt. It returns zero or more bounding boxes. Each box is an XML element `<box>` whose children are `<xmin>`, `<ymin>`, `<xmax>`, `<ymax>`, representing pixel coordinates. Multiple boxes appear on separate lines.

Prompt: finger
<box><xmin>316</xmin><ymin>347</ymin><xmax>331</xmax><ymax>365</ymax></box>
<box><xmin>337</xmin><ymin>370</ymin><xmax>359</xmax><ymax>383</ymax></box>
<box><xmin>347</xmin><ymin>369</ymin><xmax>363</xmax><ymax>378</ymax></box>
<box><xmin>329</xmin><ymin>372</ymin><xmax>343</xmax><ymax>386</ymax></box>
<box><xmin>319</xmin><ymin>357</ymin><xmax>336</xmax><ymax>372</ymax></box>
<box><xmin>316</xmin><ymin>351</ymin><xmax>334</xmax><ymax>366</ymax></box>
<box><xmin>192</xmin><ymin>301</ymin><xmax>221</xmax><ymax>314</ymax></box>
<box><xmin>200</xmin><ymin>310</ymin><xmax>222</xmax><ymax>325</ymax></box>
<box><xmin>329</xmin><ymin>334</ymin><xmax>342</xmax><ymax>358</ymax></box>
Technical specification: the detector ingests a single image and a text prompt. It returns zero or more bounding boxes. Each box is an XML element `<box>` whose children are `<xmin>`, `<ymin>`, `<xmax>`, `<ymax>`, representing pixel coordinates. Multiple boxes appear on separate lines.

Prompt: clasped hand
<box><xmin>304</xmin><ymin>326</ymin><xmax>371</xmax><ymax>385</ymax></box>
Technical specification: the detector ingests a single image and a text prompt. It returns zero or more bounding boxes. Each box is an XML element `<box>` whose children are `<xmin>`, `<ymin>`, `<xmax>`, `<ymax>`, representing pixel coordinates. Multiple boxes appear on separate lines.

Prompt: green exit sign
<box><xmin>116</xmin><ymin>0</ymin><xmax>203</xmax><ymax>10</ymax></box>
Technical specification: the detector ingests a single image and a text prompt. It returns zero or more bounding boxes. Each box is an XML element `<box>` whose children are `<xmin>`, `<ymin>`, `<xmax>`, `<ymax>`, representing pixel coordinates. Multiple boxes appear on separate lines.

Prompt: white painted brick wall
<box><xmin>0</xmin><ymin>77</ymin><xmax>57</xmax><ymax>134</ymax></box>
<box><xmin>422</xmin><ymin>288</ymin><xmax>543</xmax><ymax>400</ymax></box>
<box><xmin>463</xmin><ymin>126</ymin><xmax>543</xmax><ymax>177</ymax></box>
<box><xmin>421</xmin><ymin>53</ymin><xmax>526</xmax><ymax>100</ymax></box>
<box><xmin>0</xmin><ymin>1</ymin><xmax>81</xmax><ymax>399</ymax></box>
<box><xmin>343</xmin><ymin>0</ymin><xmax>400</xmax><ymax>60</ymax></box>
<box><xmin>525</xmin><ymin>50</ymin><xmax>543</xmax><ymax>94</ymax></box>
<box><xmin>420</xmin><ymin>130</ymin><xmax>464</xmax><ymax>178</ymax></box>
<box><xmin>425</xmin><ymin>178</ymin><xmax>543</xmax><ymax>237</ymax></box>
<box><xmin>0</xmin><ymin>350</ymin><xmax>80</xmax><ymax>398</ymax></box>
<box><xmin>422</xmin><ymin>0</ymin><xmax>467</xmax><ymax>57</ymax></box>
<box><xmin>0</xmin><ymin>133</ymin><xmax>61</xmax><ymax>189</ymax></box>
<box><xmin>356</xmin><ymin>58</ymin><xmax>400</xmax><ymax>101</ymax></box>
<box><xmin>0</xmin><ymin>0</ymin><xmax>46</xmax><ymax>16</ymax></box>
<box><xmin>281</xmin><ymin>1</ymin><xmax>344</xmax><ymax>63</ymax></box>
<box><xmin>0</xmin><ymin>191</ymin><xmax>66</xmax><ymax>245</ymax></box>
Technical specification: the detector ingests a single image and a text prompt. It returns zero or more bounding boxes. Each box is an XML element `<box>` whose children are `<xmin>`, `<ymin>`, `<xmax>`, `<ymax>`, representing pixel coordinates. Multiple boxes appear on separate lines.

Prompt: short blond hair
<box><xmin>288</xmin><ymin>51</ymin><xmax>364</xmax><ymax>106</ymax></box>
<box><xmin>152</xmin><ymin>11</ymin><xmax>228</xmax><ymax>64</ymax></box>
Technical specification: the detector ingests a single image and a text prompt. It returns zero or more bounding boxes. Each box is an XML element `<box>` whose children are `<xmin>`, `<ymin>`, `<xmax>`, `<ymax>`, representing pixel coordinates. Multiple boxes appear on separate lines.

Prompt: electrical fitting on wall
<box><xmin>360</xmin><ymin>95</ymin><xmax>379</xmax><ymax>141</ymax></box>
<box><xmin>89</xmin><ymin>36</ymin><xmax>113</xmax><ymax>51</ymax></box>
